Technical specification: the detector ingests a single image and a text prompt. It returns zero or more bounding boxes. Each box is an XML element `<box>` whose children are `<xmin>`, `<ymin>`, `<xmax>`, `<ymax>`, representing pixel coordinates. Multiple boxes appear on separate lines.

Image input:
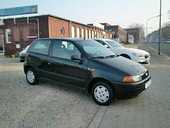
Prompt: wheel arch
<box><xmin>120</xmin><ymin>54</ymin><xmax>131</xmax><ymax>59</ymax></box>
<box><xmin>87</xmin><ymin>77</ymin><xmax>114</xmax><ymax>94</ymax></box>
<box><xmin>24</xmin><ymin>65</ymin><xmax>34</xmax><ymax>74</ymax></box>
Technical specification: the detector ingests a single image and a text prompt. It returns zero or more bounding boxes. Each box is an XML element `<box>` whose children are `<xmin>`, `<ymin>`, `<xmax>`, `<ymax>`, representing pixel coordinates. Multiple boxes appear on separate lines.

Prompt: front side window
<box><xmin>76</xmin><ymin>28</ymin><xmax>80</xmax><ymax>38</ymax></box>
<box><xmin>29</xmin><ymin>40</ymin><xmax>50</xmax><ymax>55</ymax></box>
<box><xmin>51</xmin><ymin>40</ymin><xmax>81</xmax><ymax>60</ymax></box>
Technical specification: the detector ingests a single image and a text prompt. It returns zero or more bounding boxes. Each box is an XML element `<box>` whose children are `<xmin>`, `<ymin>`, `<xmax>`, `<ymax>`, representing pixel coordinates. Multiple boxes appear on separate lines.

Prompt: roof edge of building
<box><xmin>2</xmin><ymin>14</ymin><xmax>109</xmax><ymax>31</ymax></box>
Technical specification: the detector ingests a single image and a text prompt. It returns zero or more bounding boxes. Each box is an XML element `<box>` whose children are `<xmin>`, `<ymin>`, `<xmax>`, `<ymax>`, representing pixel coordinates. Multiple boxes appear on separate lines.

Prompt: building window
<box><xmin>92</xmin><ymin>31</ymin><xmax>94</xmax><ymax>38</ymax></box>
<box><xmin>5</xmin><ymin>29</ymin><xmax>12</xmax><ymax>44</ymax></box>
<box><xmin>94</xmin><ymin>31</ymin><xmax>97</xmax><ymax>38</ymax></box>
<box><xmin>81</xmin><ymin>29</ymin><xmax>84</xmax><ymax>39</ymax></box>
<box><xmin>60</xmin><ymin>27</ymin><xmax>65</xmax><ymax>35</ymax></box>
<box><xmin>76</xmin><ymin>27</ymin><xmax>80</xmax><ymax>38</ymax></box>
<box><xmin>71</xmin><ymin>26</ymin><xmax>75</xmax><ymax>38</ymax></box>
<box><xmin>85</xmin><ymin>29</ymin><xmax>88</xmax><ymax>39</ymax></box>
<box><xmin>16</xmin><ymin>44</ymin><xmax>21</xmax><ymax>49</ymax></box>
<box><xmin>89</xmin><ymin>30</ymin><xmax>91</xmax><ymax>39</ymax></box>
<box><xmin>102</xmin><ymin>31</ymin><xmax>106</xmax><ymax>38</ymax></box>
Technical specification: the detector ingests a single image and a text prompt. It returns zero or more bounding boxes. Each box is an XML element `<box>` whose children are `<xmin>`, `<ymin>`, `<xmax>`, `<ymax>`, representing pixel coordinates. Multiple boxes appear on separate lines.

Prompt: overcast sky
<box><xmin>0</xmin><ymin>0</ymin><xmax>170</xmax><ymax>33</ymax></box>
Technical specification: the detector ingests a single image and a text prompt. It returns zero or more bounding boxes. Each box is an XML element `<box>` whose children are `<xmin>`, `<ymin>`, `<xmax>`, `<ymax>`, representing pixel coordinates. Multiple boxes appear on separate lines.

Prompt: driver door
<box><xmin>48</xmin><ymin>39</ymin><xmax>89</xmax><ymax>88</ymax></box>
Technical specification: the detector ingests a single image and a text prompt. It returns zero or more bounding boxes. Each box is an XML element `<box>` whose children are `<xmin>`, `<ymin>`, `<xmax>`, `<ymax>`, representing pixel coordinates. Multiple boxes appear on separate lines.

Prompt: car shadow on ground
<box><xmin>38</xmin><ymin>78</ymin><xmax>95</xmax><ymax>103</ymax></box>
<box><xmin>0</xmin><ymin>69</ymin><xmax>147</xmax><ymax>107</ymax></box>
<box><xmin>37</xmin><ymin>78</ymin><xmax>145</xmax><ymax>106</ymax></box>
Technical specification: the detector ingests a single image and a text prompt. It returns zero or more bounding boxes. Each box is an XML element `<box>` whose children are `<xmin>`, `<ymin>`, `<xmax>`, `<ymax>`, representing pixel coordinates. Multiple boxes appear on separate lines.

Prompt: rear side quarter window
<box><xmin>29</xmin><ymin>40</ymin><xmax>51</xmax><ymax>55</ymax></box>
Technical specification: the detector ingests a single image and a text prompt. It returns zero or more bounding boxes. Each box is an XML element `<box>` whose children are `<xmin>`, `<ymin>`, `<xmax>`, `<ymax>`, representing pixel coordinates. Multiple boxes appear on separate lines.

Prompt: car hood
<box><xmin>115</xmin><ymin>47</ymin><xmax>149</xmax><ymax>56</ymax></box>
<box><xmin>93</xmin><ymin>56</ymin><xmax>146</xmax><ymax>76</ymax></box>
<box><xmin>126</xmin><ymin>48</ymin><xmax>149</xmax><ymax>55</ymax></box>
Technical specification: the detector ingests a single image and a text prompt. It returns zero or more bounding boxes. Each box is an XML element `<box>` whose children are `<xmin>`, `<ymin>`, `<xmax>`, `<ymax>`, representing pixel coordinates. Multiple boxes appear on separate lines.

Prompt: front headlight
<box><xmin>122</xmin><ymin>75</ymin><xmax>142</xmax><ymax>83</ymax></box>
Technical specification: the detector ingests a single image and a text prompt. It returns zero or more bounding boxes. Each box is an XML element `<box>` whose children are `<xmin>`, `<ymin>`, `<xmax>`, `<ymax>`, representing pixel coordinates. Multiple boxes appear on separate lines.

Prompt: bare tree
<box><xmin>128</xmin><ymin>23</ymin><xmax>145</xmax><ymax>43</ymax></box>
<box><xmin>129</xmin><ymin>23</ymin><xmax>144</xmax><ymax>29</ymax></box>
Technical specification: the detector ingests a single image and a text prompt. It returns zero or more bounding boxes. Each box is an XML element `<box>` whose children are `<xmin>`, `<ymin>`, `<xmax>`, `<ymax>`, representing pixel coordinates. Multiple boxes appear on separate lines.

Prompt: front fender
<box><xmin>85</xmin><ymin>68</ymin><xmax>124</xmax><ymax>88</ymax></box>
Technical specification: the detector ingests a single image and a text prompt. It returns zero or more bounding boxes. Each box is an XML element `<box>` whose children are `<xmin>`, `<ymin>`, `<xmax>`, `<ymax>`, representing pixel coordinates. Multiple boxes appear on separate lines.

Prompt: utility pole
<box><xmin>158</xmin><ymin>0</ymin><xmax>162</xmax><ymax>55</ymax></box>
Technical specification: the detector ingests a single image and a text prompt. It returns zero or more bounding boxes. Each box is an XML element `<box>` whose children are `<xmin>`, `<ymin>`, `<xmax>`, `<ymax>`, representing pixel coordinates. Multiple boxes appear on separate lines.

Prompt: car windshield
<box><xmin>78</xmin><ymin>40</ymin><xmax>116</xmax><ymax>58</ymax></box>
<box><xmin>106</xmin><ymin>40</ymin><xmax>123</xmax><ymax>48</ymax></box>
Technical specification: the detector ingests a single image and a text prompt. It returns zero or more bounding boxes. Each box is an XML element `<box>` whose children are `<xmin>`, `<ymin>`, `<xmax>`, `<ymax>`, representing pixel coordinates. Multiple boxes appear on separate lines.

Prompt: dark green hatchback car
<box><xmin>24</xmin><ymin>38</ymin><xmax>151</xmax><ymax>105</ymax></box>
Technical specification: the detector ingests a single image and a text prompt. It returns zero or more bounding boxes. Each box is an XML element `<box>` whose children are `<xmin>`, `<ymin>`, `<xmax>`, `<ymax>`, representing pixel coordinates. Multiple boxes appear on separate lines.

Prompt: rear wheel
<box><xmin>92</xmin><ymin>82</ymin><xmax>114</xmax><ymax>105</ymax></box>
<box><xmin>26</xmin><ymin>68</ymin><xmax>39</xmax><ymax>85</ymax></box>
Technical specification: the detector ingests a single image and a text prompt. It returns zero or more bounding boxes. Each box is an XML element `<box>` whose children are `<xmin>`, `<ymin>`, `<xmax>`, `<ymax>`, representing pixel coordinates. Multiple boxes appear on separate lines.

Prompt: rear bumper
<box><xmin>113</xmin><ymin>76</ymin><xmax>151</xmax><ymax>97</ymax></box>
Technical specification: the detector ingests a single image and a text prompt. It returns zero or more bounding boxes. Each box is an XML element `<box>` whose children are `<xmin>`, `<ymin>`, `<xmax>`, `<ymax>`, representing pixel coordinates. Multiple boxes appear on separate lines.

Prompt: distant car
<box><xmin>19</xmin><ymin>45</ymin><xmax>30</xmax><ymax>62</ymax></box>
<box><xmin>95</xmin><ymin>39</ymin><xmax>151</xmax><ymax>64</ymax></box>
<box><xmin>24</xmin><ymin>38</ymin><xmax>151</xmax><ymax>105</ymax></box>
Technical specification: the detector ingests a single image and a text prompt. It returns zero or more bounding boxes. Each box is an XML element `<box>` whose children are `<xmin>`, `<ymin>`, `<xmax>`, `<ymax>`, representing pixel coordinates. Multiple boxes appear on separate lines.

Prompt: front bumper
<box><xmin>114</xmin><ymin>76</ymin><xmax>151</xmax><ymax>98</ymax></box>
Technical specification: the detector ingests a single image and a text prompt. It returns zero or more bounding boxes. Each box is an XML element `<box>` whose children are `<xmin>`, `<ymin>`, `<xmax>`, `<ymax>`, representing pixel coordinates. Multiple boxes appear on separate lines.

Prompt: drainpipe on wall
<box><xmin>0</xmin><ymin>18</ymin><xmax>5</xmax><ymax>55</ymax></box>
<box><xmin>69</xmin><ymin>20</ymin><xmax>72</xmax><ymax>38</ymax></box>
<box><xmin>13</xmin><ymin>17</ymin><xmax>16</xmax><ymax>24</ymax></box>
<box><xmin>37</xmin><ymin>18</ymin><xmax>40</xmax><ymax>39</ymax></box>
<box><xmin>2</xmin><ymin>29</ymin><xmax>5</xmax><ymax>56</ymax></box>
<box><xmin>27</xmin><ymin>17</ymin><xmax>29</xmax><ymax>24</ymax></box>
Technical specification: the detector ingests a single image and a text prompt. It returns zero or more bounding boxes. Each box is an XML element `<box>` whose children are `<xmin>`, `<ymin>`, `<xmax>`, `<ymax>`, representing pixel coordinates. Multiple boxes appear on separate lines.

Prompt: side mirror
<box><xmin>71</xmin><ymin>54</ymin><xmax>82</xmax><ymax>63</ymax></box>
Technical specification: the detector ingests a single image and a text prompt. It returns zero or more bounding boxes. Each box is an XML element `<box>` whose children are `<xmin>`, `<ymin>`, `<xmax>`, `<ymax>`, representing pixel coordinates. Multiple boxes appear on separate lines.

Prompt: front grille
<box><xmin>141</xmin><ymin>71</ymin><xmax>149</xmax><ymax>80</ymax></box>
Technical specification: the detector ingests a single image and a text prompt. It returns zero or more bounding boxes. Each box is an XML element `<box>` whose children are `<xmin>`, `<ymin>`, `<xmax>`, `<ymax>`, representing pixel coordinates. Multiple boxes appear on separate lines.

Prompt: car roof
<box><xmin>95</xmin><ymin>38</ymin><xmax>114</xmax><ymax>42</ymax></box>
<box><xmin>37</xmin><ymin>38</ymin><xmax>85</xmax><ymax>42</ymax></box>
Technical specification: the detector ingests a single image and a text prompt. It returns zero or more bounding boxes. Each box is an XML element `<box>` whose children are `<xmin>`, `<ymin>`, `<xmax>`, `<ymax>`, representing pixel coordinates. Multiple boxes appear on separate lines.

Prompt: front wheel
<box><xmin>92</xmin><ymin>82</ymin><xmax>114</xmax><ymax>105</ymax></box>
<box><xmin>26</xmin><ymin>68</ymin><xmax>39</xmax><ymax>85</ymax></box>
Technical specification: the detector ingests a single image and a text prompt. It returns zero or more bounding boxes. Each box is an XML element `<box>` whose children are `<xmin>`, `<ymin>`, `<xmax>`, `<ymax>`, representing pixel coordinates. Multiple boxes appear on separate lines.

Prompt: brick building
<box><xmin>0</xmin><ymin>15</ymin><xmax>113</xmax><ymax>56</ymax></box>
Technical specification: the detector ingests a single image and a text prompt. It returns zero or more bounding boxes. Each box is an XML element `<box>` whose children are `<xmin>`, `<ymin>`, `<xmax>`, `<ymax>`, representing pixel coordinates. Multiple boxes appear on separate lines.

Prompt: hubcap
<box><xmin>27</xmin><ymin>70</ymin><xmax>35</xmax><ymax>83</ymax></box>
<box><xmin>94</xmin><ymin>85</ymin><xmax>110</xmax><ymax>103</ymax></box>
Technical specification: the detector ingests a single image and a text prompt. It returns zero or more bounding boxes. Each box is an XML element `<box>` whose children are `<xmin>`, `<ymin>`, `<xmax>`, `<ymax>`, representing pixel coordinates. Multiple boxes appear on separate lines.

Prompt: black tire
<box><xmin>92</xmin><ymin>82</ymin><xmax>114</xmax><ymax>106</ymax></box>
<box><xmin>26</xmin><ymin>68</ymin><xmax>39</xmax><ymax>85</ymax></box>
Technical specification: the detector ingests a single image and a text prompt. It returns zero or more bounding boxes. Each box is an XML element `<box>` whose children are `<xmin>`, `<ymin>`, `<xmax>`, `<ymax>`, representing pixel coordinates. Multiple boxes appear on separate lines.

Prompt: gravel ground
<box><xmin>0</xmin><ymin>63</ymin><xmax>99</xmax><ymax>128</ymax></box>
